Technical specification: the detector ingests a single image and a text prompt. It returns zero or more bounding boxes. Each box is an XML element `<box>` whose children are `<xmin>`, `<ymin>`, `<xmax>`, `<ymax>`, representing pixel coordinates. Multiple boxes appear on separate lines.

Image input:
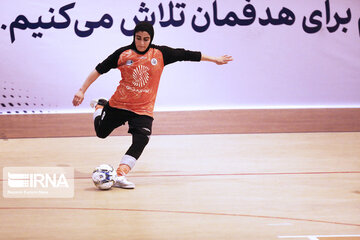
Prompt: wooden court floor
<box><xmin>0</xmin><ymin>132</ymin><xmax>359</xmax><ymax>240</ymax></box>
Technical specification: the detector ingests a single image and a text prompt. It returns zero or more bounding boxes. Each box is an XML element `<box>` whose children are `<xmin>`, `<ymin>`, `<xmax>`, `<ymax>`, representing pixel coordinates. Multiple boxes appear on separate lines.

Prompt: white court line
<box><xmin>278</xmin><ymin>235</ymin><xmax>360</xmax><ymax>239</ymax></box>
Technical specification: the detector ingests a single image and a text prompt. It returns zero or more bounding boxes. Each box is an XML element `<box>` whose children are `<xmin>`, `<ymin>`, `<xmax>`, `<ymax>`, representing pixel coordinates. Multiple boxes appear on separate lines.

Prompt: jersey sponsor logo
<box><xmin>126</xmin><ymin>60</ymin><xmax>133</xmax><ymax>66</ymax></box>
<box><xmin>151</xmin><ymin>58</ymin><xmax>158</xmax><ymax>65</ymax></box>
<box><xmin>125</xmin><ymin>85</ymin><xmax>150</xmax><ymax>93</ymax></box>
<box><xmin>132</xmin><ymin>65</ymin><xmax>150</xmax><ymax>87</ymax></box>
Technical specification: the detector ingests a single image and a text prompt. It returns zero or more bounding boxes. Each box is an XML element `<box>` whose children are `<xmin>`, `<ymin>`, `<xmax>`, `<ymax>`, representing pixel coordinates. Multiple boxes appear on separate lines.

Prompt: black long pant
<box><xmin>94</xmin><ymin>103</ymin><xmax>153</xmax><ymax>159</ymax></box>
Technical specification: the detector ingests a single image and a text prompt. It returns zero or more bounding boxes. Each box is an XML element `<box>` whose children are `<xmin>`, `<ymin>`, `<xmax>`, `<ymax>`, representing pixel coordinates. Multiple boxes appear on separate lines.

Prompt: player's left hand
<box><xmin>215</xmin><ymin>55</ymin><xmax>233</xmax><ymax>65</ymax></box>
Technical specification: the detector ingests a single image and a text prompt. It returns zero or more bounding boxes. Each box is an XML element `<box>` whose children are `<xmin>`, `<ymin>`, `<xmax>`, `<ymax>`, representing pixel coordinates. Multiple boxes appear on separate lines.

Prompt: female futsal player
<box><xmin>72</xmin><ymin>21</ymin><xmax>233</xmax><ymax>189</ymax></box>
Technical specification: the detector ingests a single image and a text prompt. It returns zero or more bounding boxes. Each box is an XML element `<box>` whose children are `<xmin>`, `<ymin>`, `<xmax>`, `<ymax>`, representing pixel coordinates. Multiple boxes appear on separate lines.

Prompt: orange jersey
<box><xmin>95</xmin><ymin>45</ymin><xmax>201</xmax><ymax>117</ymax></box>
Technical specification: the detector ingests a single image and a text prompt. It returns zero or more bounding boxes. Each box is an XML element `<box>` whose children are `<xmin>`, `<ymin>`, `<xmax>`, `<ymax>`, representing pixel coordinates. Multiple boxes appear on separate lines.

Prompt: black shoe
<box><xmin>90</xmin><ymin>98</ymin><xmax>108</xmax><ymax>108</ymax></box>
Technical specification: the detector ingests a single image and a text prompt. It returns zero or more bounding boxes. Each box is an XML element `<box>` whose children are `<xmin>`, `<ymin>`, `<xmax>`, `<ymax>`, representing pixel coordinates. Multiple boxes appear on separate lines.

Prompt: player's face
<box><xmin>135</xmin><ymin>31</ymin><xmax>151</xmax><ymax>52</ymax></box>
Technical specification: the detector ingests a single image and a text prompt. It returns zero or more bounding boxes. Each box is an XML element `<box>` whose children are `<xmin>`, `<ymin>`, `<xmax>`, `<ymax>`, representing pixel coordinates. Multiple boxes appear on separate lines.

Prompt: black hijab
<box><xmin>131</xmin><ymin>21</ymin><xmax>154</xmax><ymax>54</ymax></box>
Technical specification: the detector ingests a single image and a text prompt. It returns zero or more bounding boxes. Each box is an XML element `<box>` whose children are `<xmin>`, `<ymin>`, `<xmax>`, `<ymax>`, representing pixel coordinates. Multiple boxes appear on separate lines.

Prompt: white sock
<box><xmin>120</xmin><ymin>155</ymin><xmax>137</xmax><ymax>169</ymax></box>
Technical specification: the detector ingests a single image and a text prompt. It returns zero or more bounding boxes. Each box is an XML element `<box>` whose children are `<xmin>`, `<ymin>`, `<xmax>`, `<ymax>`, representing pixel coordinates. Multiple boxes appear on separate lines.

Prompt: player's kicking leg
<box><xmin>91</xmin><ymin>99</ymin><xmax>136</xmax><ymax>189</ymax></box>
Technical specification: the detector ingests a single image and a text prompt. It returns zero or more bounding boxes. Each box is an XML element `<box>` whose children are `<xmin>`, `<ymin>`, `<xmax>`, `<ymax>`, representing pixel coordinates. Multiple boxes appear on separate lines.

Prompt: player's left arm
<box><xmin>201</xmin><ymin>54</ymin><xmax>233</xmax><ymax>65</ymax></box>
<box><xmin>158</xmin><ymin>46</ymin><xmax>233</xmax><ymax>66</ymax></box>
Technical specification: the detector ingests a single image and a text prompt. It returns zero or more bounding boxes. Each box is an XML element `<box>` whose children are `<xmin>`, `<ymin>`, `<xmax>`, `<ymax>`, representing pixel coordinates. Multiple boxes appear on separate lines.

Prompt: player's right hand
<box><xmin>72</xmin><ymin>90</ymin><xmax>84</xmax><ymax>106</ymax></box>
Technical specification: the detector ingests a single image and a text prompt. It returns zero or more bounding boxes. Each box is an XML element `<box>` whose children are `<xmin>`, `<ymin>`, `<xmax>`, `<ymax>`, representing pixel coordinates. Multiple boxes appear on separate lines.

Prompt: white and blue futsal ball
<box><xmin>92</xmin><ymin>164</ymin><xmax>116</xmax><ymax>190</ymax></box>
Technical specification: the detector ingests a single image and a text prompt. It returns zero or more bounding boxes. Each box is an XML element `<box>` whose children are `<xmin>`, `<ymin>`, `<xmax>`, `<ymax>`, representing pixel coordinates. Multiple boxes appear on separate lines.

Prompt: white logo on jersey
<box><xmin>126</xmin><ymin>60</ymin><xmax>133</xmax><ymax>66</ymax></box>
<box><xmin>132</xmin><ymin>65</ymin><xmax>150</xmax><ymax>87</ymax></box>
<box><xmin>151</xmin><ymin>58</ymin><xmax>158</xmax><ymax>65</ymax></box>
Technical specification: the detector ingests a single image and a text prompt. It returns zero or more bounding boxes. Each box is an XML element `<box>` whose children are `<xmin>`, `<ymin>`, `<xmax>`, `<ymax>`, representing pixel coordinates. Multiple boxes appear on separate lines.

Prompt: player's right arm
<box><xmin>72</xmin><ymin>69</ymin><xmax>100</xmax><ymax>106</ymax></box>
<box><xmin>72</xmin><ymin>47</ymin><xmax>126</xmax><ymax>107</ymax></box>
